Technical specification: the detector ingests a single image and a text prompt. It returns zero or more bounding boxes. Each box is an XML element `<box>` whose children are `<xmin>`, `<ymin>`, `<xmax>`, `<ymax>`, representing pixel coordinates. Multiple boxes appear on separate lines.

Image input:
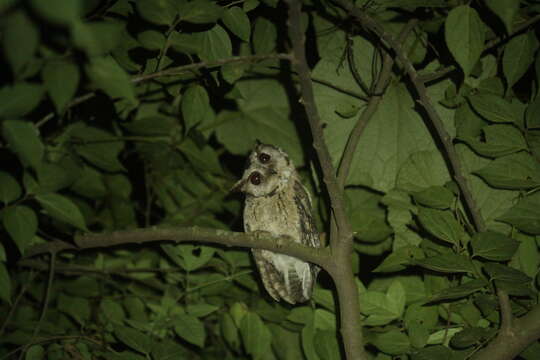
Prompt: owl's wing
<box><xmin>293</xmin><ymin>180</ymin><xmax>320</xmax><ymax>248</ymax></box>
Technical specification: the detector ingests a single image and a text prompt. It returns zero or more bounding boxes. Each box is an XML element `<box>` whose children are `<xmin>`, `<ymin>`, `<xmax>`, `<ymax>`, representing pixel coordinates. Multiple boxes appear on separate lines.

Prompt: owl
<box><xmin>233</xmin><ymin>143</ymin><xmax>320</xmax><ymax>304</ymax></box>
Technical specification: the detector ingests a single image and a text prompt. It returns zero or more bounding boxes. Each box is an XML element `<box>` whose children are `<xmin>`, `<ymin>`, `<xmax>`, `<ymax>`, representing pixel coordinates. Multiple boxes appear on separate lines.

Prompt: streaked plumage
<box><xmin>233</xmin><ymin>143</ymin><xmax>320</xmax><ymax>304</ymax></box>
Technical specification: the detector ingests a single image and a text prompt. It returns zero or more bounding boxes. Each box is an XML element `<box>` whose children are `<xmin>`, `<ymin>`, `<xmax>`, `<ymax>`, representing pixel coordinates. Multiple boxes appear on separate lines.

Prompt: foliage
<box><xmin>0</xmin><ymin>0</ymin><xmax>540</xmax><ymax>359</ymax></box>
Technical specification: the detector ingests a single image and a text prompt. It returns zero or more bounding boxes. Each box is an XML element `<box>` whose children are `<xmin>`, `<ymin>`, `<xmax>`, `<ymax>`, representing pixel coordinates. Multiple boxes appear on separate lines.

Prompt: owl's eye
<box><xmin>250</xmin><ymin>172</ymin><xmax>262</xmax><ymax>185</ymax></box>
<box><xmin>258</xmin><ymin>153</ymin><xmax>271</xmax><ymax>163</ymax></box>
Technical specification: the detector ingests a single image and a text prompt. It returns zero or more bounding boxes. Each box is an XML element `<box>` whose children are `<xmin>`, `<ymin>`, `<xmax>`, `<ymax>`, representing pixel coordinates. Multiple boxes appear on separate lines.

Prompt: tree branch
<box><xmin>132</xmin><ymin>53</ymin><xmax>293</xmax><ymax>83</ymax></box>
<box><xmin>284</xmin><ymin>2</ymin><xmax>368</xmax><ymax>359</ymax></box>
<box><xmin>334</xmin><ymin>0</ymin><xmax>486</xmax><ymax>233</ymax></box>
<box><xmin>23</xmin><ymin>227</ymin><xmax>332</xmax><ymax>269</ymax></box>
<box><xmin>284</xmin><ymin>0</ymin><xmax>352</xmax><ymax>243</ymax></box>
<box><xmin>337</xmin><ymin>19</ymin><xmax>418</xmax><ymax>189</ymax></box>
<box><xmin>472</xmin><ymin>303</ymin><xmax>540</xmax><ymax>360</ymax></box>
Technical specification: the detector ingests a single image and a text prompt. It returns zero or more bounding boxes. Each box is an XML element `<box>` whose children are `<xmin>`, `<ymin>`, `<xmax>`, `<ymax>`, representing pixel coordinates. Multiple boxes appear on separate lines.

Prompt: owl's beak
<box><xmin>231</xmin><ymin>178</ymin><xmax>246</xmax><ymax>193</ymax></box>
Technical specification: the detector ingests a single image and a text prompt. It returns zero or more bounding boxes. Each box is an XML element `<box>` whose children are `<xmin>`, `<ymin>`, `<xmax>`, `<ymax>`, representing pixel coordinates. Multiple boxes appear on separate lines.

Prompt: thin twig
<box><xmin>0</xmin><ymin>271</ymin><xmax>37</xmax><ymax>337</ymax></box>
<box><xmin>132</xmin><ymin>53</ymin><xmax>293</xmax><ymax>83</ymax></box>
<box><xmin>337</xmin><ymin>19</ymin><xmax>418</xmax><ymax>188</ymax></box>
<box><xmin>415</xmin><ymin>13</ymin><xmax>540</xmax><ymax>84</ymax></box>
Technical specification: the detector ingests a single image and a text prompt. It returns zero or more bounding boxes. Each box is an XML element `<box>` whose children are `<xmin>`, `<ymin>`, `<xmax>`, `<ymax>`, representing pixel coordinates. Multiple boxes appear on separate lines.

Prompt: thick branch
<box><xmin>285</xmin><ymin>0</ymin><xmax>352</xmax><ymax>242</ymax></box>
<box><xmin>24</xmin><ymin>227</ymin><xmax>331</xmax><ymax>269</ymax></box>
<box><xmin>335</xmin><ymin>0</ymin><xmax>486</xmax><ymax>233</ymax></box>
<box><xmin>472</xmin><ymin>303</ymin><xmax>540</xmax><ymax>360</ymax></box>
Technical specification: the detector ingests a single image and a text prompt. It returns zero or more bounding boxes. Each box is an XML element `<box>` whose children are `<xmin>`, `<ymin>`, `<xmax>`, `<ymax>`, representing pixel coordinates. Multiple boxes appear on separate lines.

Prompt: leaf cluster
<box><xmin>0</xmin><ymin>0</ymin><xmax>540</xmax><ymax>359</ymax></box>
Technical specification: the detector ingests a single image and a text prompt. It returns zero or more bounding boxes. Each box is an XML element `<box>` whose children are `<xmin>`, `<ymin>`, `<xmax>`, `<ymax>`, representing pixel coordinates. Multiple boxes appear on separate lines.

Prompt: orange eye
<box><xmin>258</xmin><ymin>153</ymin><xmax>271</xmax><ymax>163</ymax></box>
<box><xmin>250</xmin><ymin>172</ymin><xmax>262</xmax><ymax>185</ymax></box>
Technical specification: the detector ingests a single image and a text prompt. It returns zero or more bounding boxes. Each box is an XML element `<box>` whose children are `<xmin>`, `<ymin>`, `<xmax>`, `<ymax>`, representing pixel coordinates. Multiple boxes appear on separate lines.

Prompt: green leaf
<box><xmin>178</xmin><ymin>245</ymin><xmax>216</xmax><ymax>271</ymax></box>
<box><xmin>181</xmin><ymin>85</ymin><xmax>210</xmax><ymax>131</ymax></box>
<box><xmin>240</xmin><ymin>312</ymin><xmax>272</xmax><ymax>359</ymax></box>
<box><xmin>372</xmin><ymin>329</ymin><xmax>411</xmax><ymax>355</ymax></box>
<box><xmin>252</xmin><ymin>17</ymin><xmax>276</xmax><ymax>54</ymax></box>
<box><xmin>515</xmin><ymin>234</ymin><xmax>540</xmax><ymax>278</ymax></box>
<box><xmin>417</xmin><ymin>207</ymin><xmax>464</xmax><ymax>246</ymax></box>
<box><xmin>36</xmin><ymin>193</ymin><xmax>87</xmax><ymax>230</ymax></box>
<box><xmin>451</xmin><ymin>327</ymin><xmax>494</xmax><ymax>349</ymax></box>
<box><xmin>0</xmin><ymin>262</ymin><xmax>11</xmax><ymax>303</ymax></box>
<box><xmin>222</xmin><ymin>7</ymin><xmax>250</xmax><ymax>41</ymax></box>
<box><xmin>474</xmin><ymin>152</ymin><xmax>540</xmax><ymax>189</ymax></box>
<box><xmin>137</xmin><ymin>30</ymin><xmax>166</xmax><ymax>51</ymax></box>
<box><xmin>136</xmin><ymin>0</ymin><xmax>177</xmax><ymax>26</ymax></box>
<box><xmin>314</xmin><ymin>330</ymin><xmax>340</xmax><ymax>360</ymax></box>
<box><xmin>199</xmin><ymin>24</ymin><xmax>232</xmax><ymax>61</ymax></box>
<box><xmin>221</xmin><ymin>313</ymin><xmax>240</xmax><ymax>350</ymax></box>
<box><xmin>57</xmin><ymin>293</ymin><xmax>90</xmax><ymax>325</ymax></box>
<box><xmin>428</xmin><ymin>279</ymin><xmax>487</xmax><ymax>302</ymax></box>
<box><xmin>71</xmin><ymin>21</ymin><xmax>123</xmax><ymax>56</ymax></box>
<box><xmin>70</xmin><ymin>166</ymin><xmax>107</xmax><ymax>198</ymax></box>
<box><xmin>483</xmin><ymin>263</ymin><xmax>531</xmax><ymax>283</ymax></box>
<box><xmin>373</xmin><ymin>246</ymin><xmax>424</xmax><ymax>273</ymax></box>
<box><xmin>498</xmin><ymin>192</ymin><xmax>540</xmax><ymax>234</ymax></box>
<box><xmin>3</xmin><ymin>11</ymin><xmax>39</xmax><ymax>76</ymax></box>
<box><xmin>397</xmin><ymin>151</ymin><xmax>451</xmax><ymax>192</ymax></box>
<box><xmin>314</xmin><ymin>309</ymin><xmax>336</xmax><ymax>330</ymax></box>
<box><xmin>36</xmin><ymin>157</ymin><xmax>82</xmax><ymax>193</ymax></box>
<box><xmin>386</xmin><ymin>280</ymin><xmax>406</xmax><ymax>318</ymax></box>
<box><xmin>71</xmin><ymin>123</ymin><xmax>125</xmax><ymax>172</ymax></box>
<box><xmin>414</xmin><ymin>254</ymin><xmax>474</xmax><ymax>274</ymax></box>
<box><xmin>221</xmin><ymin>62</ymin><xmax>246</xmax><ymax>84</ymax></box>
<box><xmin>0</xmin><ymin>82</ymin><xmax>44</xmax><ymax>118</ymax></box>
<box><xmin>85</xmin><ymin>56</ymin><xmax>137</xmax><ymax>106</ymax></box>
<box><xmin>459</xmin><ymin>124</ymin><xmax>526</xmax><ymax>158</ymax></box>
<box><xmin>186</xmin><ymin>303</ymin><xmax>219</xmax><ymax>317</ymax></box>
<box><xmin>360</xmin><ymin>291</ymin><xmax>401</xmax><ymax>326</ymax></box>
<box><xmin>0</xmin><ymin>172</ymin><xmax>21</xmax><ymax>204</ymax></box>
<box><xmin>302</xmin><ymin>320</ymin><xmax>320</xmax><ymax>360</ymax></box>
<box><xmin>526</xmin><ymin>95</ymin><xmax>540</xmax><ymax>129</ymax></box>
<box><xmin>216</xmin><ymin>78</ymin><xmax>304</xmax><ymax>165</ymax></box>
<box><xmin>25</xmin><ymin>345</ymin><xmax>44</xmax><ymax>360</ymax></box>
<box><xmin>30</xmin><ymin>0</ymin><xmax>82</xmax><ymax>25</ymax></box>
<box><xmin>115</xmin><ymin>325</ymin><xmax>153</xmax><ymax>354</ymax></box>
<box><xmin>412</xmin><ymin>186</ymin><xmax>454</xmax><ymax>209</ymax></box>
<box><xmin>101</xmin><ymin>298</ymin><xmax>126</xmax><ymax>323</ymax></box>
<box><xmin>503</xmin><ymin>32</ymin><xmax>536</xmax><ymax>89</ymax></box>
<box><xmin>471</xmin><ymin>231</ymin><xmax>519</xmax><ymax>261</ymax></box>
<box><xmin>412</xmin><ymin>345</ymin><xmax>453</xmax><ymax>360</ymax></box>
<box><xmin>174</xmin><ymin>314</ymin><xmax>206</xmax><ymax>348</ymax></box>
<box><xmin>486</xmin><ymin>0</ymin><xmax>519</xmax><ymax>33</ymax></box>
<box><xmin>468</xmin><ymin>93</ymin><xmax>519</xmax><ymax>124</ymax></box>
<box><xmin>445</xmin><ymin>5</ymin><xmax>485</xmax><ymax>76</ymax></box>
<box><xmin>179</xmin><ymin>0</ymin><xmax>223</xmax><ymax>24</ymax></box>
<box><xmin>2</xmin><ymin>120</ymin><xmax>44</xmax><ymax>169</ymax></box>
<box><xmin>2</xmin><ymin>206</ymin><xmax>37</xmax><ymax>254</ymax></box>
<box><xmin>169</xmin><ymin>32</ymin><xmax>200</xmax><ymax>54</ymax></box>
<box><xmin>42</xmin><ymin>60</ymin><xmax>80</xmax><ymax>113</ymax></box>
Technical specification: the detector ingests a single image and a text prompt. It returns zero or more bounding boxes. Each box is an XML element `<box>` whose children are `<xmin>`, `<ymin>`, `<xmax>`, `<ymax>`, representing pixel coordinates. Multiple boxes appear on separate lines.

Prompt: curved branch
<box><xmin>473</xmin><ymin>303</ymin><xmax>540</xmax><ymax>360</ymax></box>
<box><xmin>334</xmin><ymin>0</ymin><xmax>486</xmax><ymax>233</ymax></box>
<box><xmin>23</xmin><ymin>227</ymin><xmax>332</xmax><ymax>269</ymax></box>
<box><xmin>337</xmin><ymin>20</ymin><xmax>418</xmax><ymax>189</ymax></box>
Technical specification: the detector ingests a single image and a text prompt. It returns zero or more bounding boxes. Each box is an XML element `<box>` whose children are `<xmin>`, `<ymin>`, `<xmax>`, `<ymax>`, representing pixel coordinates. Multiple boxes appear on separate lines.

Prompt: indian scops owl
<box><xmin>233</xmin><ymin>143</ymin><xmax>320</xmax><ymax>304</ymax></box>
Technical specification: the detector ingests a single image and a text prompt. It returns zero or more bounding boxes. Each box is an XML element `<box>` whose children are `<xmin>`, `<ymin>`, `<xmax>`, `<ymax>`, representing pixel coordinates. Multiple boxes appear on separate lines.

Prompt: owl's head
<box><xmin>233</xmin><ymin>143</ymin><xmax>295</xmax><ymax>197</ymax></box>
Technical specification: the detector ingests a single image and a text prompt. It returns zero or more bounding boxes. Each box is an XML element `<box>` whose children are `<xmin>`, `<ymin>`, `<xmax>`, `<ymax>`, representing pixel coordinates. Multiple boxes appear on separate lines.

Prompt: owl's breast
<box><xmin>243</xmin><ymin>189</ymin><xmax>301</xmax><ymax>242</ymax></box>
